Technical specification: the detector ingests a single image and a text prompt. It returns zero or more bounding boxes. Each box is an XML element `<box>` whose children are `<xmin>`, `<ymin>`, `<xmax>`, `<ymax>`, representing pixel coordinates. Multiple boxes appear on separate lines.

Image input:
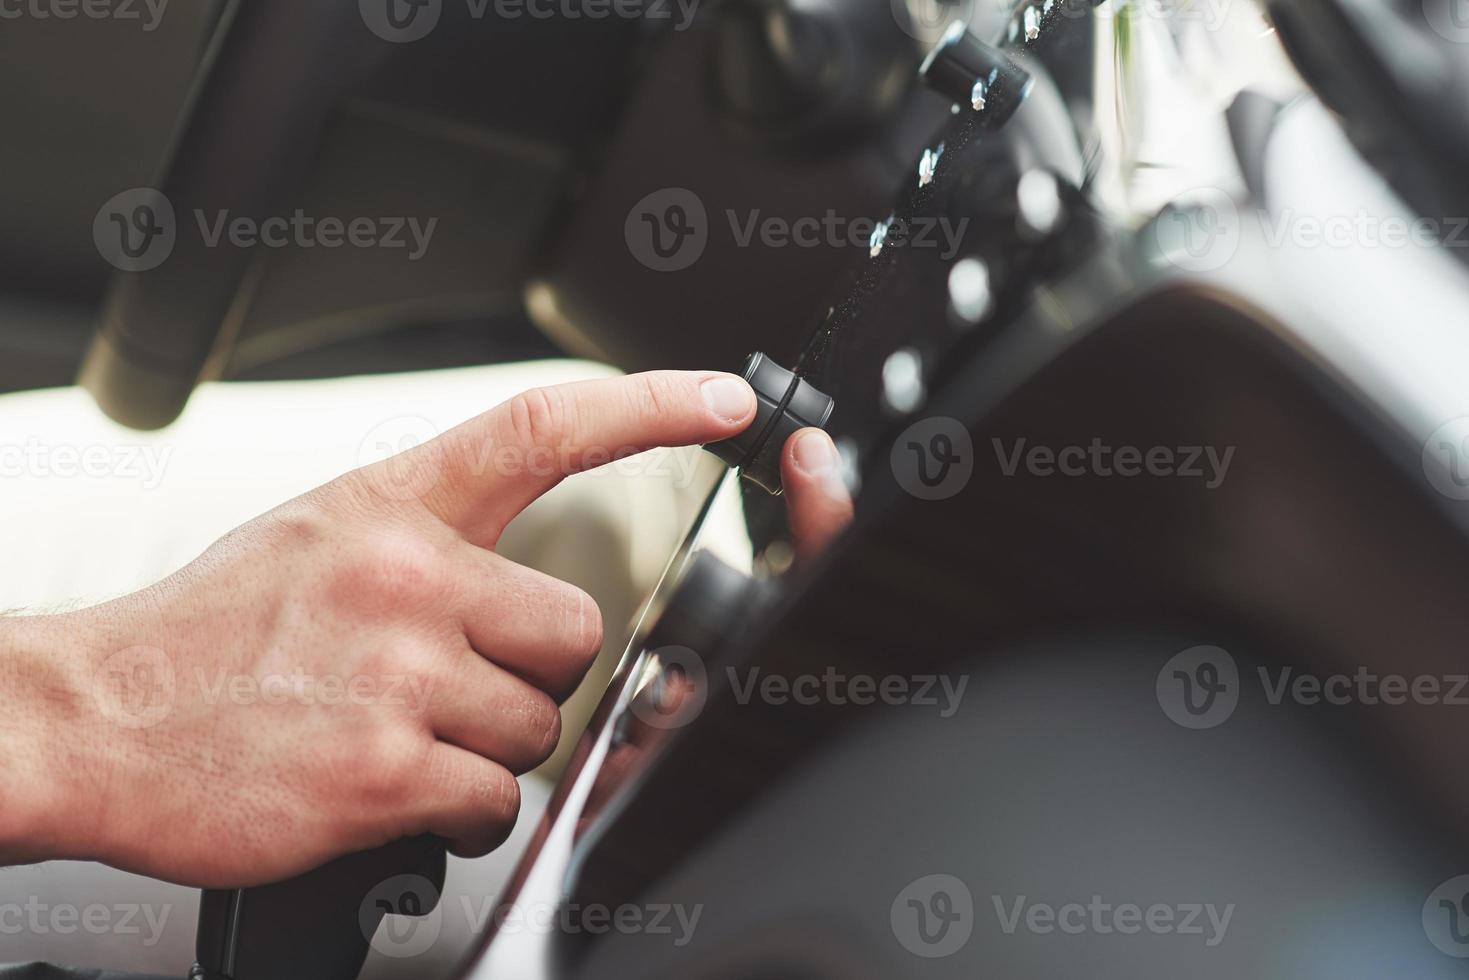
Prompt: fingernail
<box><xmin>701</xmin><ymin>375</ymin><xmax>755</xmax><ymax>422</ymax></box>
<box><xmin>793</xmin><ymin>429</ymin><xmax>839</xmax><ymax>475</ymax></box>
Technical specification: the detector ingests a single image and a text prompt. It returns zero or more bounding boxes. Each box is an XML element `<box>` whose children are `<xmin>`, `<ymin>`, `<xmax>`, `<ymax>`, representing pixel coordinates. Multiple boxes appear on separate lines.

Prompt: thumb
<box><xmin>782</xmin><ymin>428</ymin><xmax>854</xmax><ymax>561</ymax></box>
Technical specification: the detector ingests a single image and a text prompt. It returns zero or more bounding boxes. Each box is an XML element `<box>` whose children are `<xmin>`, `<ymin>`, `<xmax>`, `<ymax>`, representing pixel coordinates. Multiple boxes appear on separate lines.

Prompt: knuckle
<box><xmin>383</xmin><ymin>640</ymin><xmax>441</xmax><ymax>692</ymax></box>
<box><xmin>334</xmin><ymin>533</ymin><xmax>445</xmax><ymax>612</ymax></box>
<box><xmin>359</xmin><ymin>732</ymin><xmax>427</xmax><ymax>810</ymax></box>
<box><xmin>476</xmin><ymin>764</ymin><xmax>522</xmax><ymax>824</ymax></box>
<box><xmin>536</xmin><ymin>707</ymin><xmax>564</xmax><ymax>764</ymax></box>
<box><xmin>556</xmin><ymin>585</ymin><xmax>604</xmax><ymax>663</ymax></box>
<box><xmin>269</xmin><ymin>509</ymin><xmax>328</xmax><ymax>547</ymax></box>
<box><xmin>630</xmin><ymin>372</ymin><xmax>676</xmax><ymax>422</ymax></box>
<box><xmin>257</xmin><ymin>495</ymin><xmax>335</xmax><ymax>552</ymax></box>
<box><xmin>505</xmin><ymin>386</ymin><xmax>569</xmax><ymax>450</ymax></box>
<box><xmin>516</xmin><ymin>688</ymin><xmax>564</xmax><ymax>764</ymax></box>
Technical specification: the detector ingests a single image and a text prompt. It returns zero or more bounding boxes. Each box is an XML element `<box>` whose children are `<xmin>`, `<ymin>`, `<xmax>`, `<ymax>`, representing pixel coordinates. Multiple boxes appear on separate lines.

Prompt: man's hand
<box><xmin>0</xmin><ymin>371</ymin><xmax>757</xmax><ymax>888</ymax></box>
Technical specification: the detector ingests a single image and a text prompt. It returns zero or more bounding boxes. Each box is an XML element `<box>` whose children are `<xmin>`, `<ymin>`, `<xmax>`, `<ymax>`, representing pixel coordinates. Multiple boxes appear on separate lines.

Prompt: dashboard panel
<box><xmin>465</xmin><ymin>1</ymin><xmax>1469</xmax><ymax>976</ymax></box>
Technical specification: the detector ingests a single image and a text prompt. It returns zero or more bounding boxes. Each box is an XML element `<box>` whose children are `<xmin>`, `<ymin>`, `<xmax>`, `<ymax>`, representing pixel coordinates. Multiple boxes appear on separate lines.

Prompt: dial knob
<box><xmin>704</xmin><ymin>352</ymin><xmax>836</xmax><ymax>495</ymax></box>
<box><xmin>918</xmin><ymin>22</ymin><xmax>1033</xmax><ymax>125</ymax></box>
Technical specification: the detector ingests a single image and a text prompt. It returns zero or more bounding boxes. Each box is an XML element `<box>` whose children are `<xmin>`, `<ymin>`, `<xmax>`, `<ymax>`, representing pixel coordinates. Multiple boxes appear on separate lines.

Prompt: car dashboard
<box><xmin>465</xmin><ymin>1</ymin><xmax>1469</xmax><ymax>977</ymax></box>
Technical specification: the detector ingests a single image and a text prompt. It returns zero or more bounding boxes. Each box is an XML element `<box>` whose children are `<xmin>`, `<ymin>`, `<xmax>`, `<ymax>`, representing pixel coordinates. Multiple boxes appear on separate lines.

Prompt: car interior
<box><xmin>5</xmin><ymin>0</ymin><xmax>1469</xmax><ymax>977</ymax></box>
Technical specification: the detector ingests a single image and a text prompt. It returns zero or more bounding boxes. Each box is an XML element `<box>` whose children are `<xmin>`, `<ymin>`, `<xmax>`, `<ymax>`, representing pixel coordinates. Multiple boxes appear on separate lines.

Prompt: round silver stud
<box><xmin>948</xmin><ymin>258</ymin><xmax>993</xmax><ymax>324</ymax></box>
<box><xmin>1016</xmin><ymin>169</ymin><xmax>1062</xmax><ymax>239</ymax></box>
<box><xmin>882</xmin><ymin>347</ymin><xmax>927</xmax><ymax>415</ymax></box>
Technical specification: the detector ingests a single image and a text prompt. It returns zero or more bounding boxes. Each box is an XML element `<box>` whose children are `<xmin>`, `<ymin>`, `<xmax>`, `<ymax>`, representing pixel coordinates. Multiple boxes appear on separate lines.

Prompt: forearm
<box><xmin>0</xmin><ymin>611</ymin><xmax>102</xmax><ymax>866</ymax></box>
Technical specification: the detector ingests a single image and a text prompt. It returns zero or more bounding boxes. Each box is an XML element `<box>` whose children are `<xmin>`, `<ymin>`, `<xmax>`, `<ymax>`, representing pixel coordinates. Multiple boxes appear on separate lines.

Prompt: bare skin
<box><xmin>0</xmin><ymin>371</ymin><xmax>851</xmax><ymax>889</ymax></box>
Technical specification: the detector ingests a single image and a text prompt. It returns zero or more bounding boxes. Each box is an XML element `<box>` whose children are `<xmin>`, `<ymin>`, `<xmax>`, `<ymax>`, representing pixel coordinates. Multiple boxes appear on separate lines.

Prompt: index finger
<box><xmin>417</xmin><ymin>370</ymin><xmax>756</xmax><ymax>544</ymax></box>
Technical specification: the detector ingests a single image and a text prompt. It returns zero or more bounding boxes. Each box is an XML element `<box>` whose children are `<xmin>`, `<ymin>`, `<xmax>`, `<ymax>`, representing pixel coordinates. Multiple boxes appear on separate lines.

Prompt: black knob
<box><xmin>918</xmin><ymin>22</ymin><xmax>1032</xmax><ymax>124</ymax></box>
<box><xmin>194</xmin><ymin>836</ymin><xmax>445</xmax><ymax>980</ymax></box>
<box><xmin>646</xmin><ymin>552</ymin><xmax>758</xmax><ymax>655</ymax></box>
<box><xmin>705</xmin><ymin>352</ymin><xmax>836</xmax><ymax>495</ymax></box>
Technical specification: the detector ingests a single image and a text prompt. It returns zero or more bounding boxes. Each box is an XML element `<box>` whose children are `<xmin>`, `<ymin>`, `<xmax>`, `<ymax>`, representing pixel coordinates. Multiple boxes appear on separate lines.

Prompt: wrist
<box><xmin>0</xmin><ymin>610</ymin><xmax>111</xmax><ymax>864</ymax></box>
